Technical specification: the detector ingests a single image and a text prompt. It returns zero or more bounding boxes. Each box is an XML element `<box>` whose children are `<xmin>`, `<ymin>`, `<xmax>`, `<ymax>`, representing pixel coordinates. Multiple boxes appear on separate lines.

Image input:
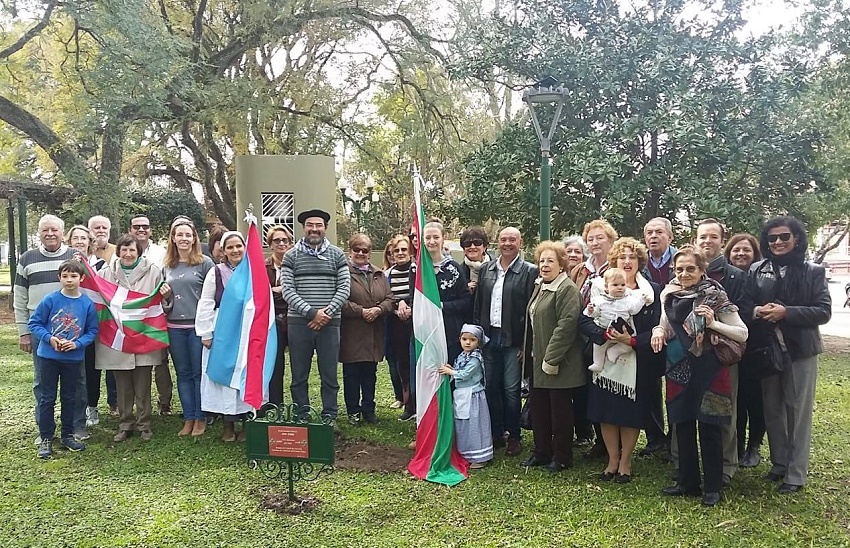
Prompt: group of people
<box><xmin>15</xmin><ymin>209</ymin><xmax>831</xmax><ymax>508</ymax></box>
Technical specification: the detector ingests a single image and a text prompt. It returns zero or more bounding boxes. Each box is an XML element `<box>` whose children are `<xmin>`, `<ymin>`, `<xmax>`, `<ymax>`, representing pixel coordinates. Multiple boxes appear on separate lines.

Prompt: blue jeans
<box><xmin>74</xmin><ymin>360</ymin><xmax>87</xmax><ymax>432</ymax></box>
<box><xmin>168</xmin><ymin>327</ymin><xmax>204</xmax><ymax>420</ymax></box>
<box><xmin>483</xmin><ymin>330</ymin><xmax>522</xmax><ymax>441</ymax></box>
<box><xmin>38</xmin><ymin>358</ymin><xmax>82</xmax><ymax>439</ymax></box>
<box><xmin>288</xmin><ymin>320</ymin><xmax>340</xmax><ymax>419</ymax></box>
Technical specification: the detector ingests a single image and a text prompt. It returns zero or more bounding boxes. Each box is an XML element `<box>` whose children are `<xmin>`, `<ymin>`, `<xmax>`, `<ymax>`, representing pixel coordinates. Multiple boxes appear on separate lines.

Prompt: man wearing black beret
<box><xmin>281</xmin><ymin>209</ymin><xmax>350</xmax><ymax>424</ymax></box>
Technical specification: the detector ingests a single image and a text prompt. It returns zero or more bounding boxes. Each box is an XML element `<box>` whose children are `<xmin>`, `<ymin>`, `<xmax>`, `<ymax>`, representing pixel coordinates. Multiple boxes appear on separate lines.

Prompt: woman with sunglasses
<box><xmin>339</xmin><ymin>234</ymin><xmax>393</xmax><ymax>425</ymax></box>
<box><xmin>160</xmin><ymin>217</ymin><xmax>215</xmax><ymax>436</ymax></box>
<box><xmin>459</xmin><ymin>226</ymin><xmax>492</xmax><ymax>294</ymax></box>
<box><xmin>750</xmin><ymin>217</ymin><xmax>831</xmax><ymax>494</ymax></box>
<box><xmin>264</xmin><ymin>225</ymin><xmax>294</xmax><ymax>412</ymax></box>
<box><xmin>386</xmin><ymin>235</ymin><xmax>416</xmax><ymax>420</ymax></box>
<box><xmin>651</xmin><ymin>246</ymin><xmax>748</xmax><ymax>507</ymax></box>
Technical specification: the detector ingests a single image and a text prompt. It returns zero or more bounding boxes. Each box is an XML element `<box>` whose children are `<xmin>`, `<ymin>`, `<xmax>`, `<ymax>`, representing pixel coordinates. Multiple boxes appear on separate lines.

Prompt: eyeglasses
<box><xmin>767</xmin><ymin>232</ymin><xmax>792</xmax><ymax>244</ymax></box>
<box><xmin>271</xmin><ymin>237</ymin><xmax>291</xmax><ymax>244</ymax></box>
<box><xmin>131</xmin><ymin>224</ymin><xmax>150</xmax><ymax>231</ymax></box>
<box><xmin>674</xmin><ymin>265</ymin><xmax>699</xmax><ymax>274</ymax></box>
<box><xmin>461</xmin><ymin>239</ymin><xmax>484</xmax><ymax>248</ymax></box>
<box><xmin>393</xmin><ymin>248</ymin><xmax>409</xmax><ymax>254</ymax></box>
<box><xmin>352</xmin><ymin>247</ymin><xmax>371</xmax><ymax>255</ymax></box>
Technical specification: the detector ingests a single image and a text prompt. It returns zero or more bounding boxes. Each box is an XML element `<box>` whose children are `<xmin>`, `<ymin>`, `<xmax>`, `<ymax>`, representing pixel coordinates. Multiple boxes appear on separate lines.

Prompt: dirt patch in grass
<box><xmin>259</xmin><ymin>493</ymin><xmax>321</xmax><ymax>515</ymax></box>
<box><xmin>824</xmin><ymin>335</ymin><xmax>850</xmax><ymax>355</ymax></box>
<box><xmin>0</xmin><ymin>294</ymin><xmax>14</xmax><ymax>323</ymax></box>
<box><xmin>334</xmin><ymin>436</ymin><xmax>411</xmax><ymax>473</ymax></box>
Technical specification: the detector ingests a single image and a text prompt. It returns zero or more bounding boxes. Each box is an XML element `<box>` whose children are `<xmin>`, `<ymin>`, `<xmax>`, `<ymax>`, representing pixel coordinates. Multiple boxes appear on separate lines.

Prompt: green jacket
<box><xmin>523</xmin><ymin>272</ymin><xmax>585</xmax><ymax>389</ymax></box>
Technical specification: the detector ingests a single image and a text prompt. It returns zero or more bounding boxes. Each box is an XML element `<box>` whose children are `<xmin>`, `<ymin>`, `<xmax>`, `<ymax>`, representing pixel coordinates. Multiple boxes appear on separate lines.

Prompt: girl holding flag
<box><xmin>438</xmin><ymin>324</ymin><xmax>494</xmax><ymax>468</ymax></box>
<box><xmin>195</xmin><ymin>221</ymin><xmax>275</xmax><ymax>443</ymax></box>
<box><xmin>195</xmin><ymin>231</ymin><xmax>252</xmax><ymax>442</ymax></box>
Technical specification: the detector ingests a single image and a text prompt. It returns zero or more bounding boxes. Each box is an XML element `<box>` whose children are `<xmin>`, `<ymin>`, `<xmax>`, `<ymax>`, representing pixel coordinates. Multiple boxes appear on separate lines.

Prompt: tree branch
<box><xmin>0</xmin><ymin>0</ymin><xmax>58</xmax><ymax>61</ymax></box>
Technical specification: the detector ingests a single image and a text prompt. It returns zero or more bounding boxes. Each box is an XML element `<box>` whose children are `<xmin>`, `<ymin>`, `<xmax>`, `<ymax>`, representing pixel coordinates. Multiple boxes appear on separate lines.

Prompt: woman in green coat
<box><xmin>521</xmin><ymin>241</ymin><xmax>585</xmax><ymax>472</ymax></box>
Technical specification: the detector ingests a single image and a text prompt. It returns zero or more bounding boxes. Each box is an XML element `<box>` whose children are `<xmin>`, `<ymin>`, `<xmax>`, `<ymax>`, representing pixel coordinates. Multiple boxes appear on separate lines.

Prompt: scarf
<box><xmin>665</xmin><ymin>278</ymin><xmax>738</xmax><ymax>357</ymax></box>
<box><xmin>460</xmin><ymin>323</ymin><xmax>489</xmax><ymax>346</ymax></box>
<box><xmin>663</xmin><ymin>278</ymin><xmax>734</xmax><ymax>425</ymax></box>
<box><xmin>464</xmin><ymin>256</ymin><xmax>484</xmax><ymax>283</ymax></box>
<box><xmin>579</xmin><ymin>258</ymin><xmax>608</xmax><ymax>304</ymax></box>
<box><xmin>296</xmin><ymin>237</ymin><xmax>330</xmax><ymax>259</ymax></box>
<box><xmin>454</xmin><ymin>348</ymin><xmax>484</xmax><ymax>376</ymax></box>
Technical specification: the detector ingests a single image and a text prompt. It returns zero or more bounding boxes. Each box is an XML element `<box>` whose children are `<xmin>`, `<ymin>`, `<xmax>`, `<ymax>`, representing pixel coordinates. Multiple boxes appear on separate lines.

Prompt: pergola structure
<box><xmin>0</xmin><ymin>177</ymin><xmax>75</xmax><ymax>303</ymax></box>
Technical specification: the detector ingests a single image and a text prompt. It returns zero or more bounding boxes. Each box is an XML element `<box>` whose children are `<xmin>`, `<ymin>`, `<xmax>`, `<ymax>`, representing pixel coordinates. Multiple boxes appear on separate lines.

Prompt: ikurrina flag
<box><xmin>407</xmin><ymin>172</ymin><xmax>469</xmax><ymax>486</ymax></box>
<box><xmin>79</xmin><ymin>261</ymin><xmax>169</xmax><ymax>353</ymax></box>
<box><xmin>205</xmin><ymin>213</ymin><xmax>277</xmax><ymax>409</ymax></box>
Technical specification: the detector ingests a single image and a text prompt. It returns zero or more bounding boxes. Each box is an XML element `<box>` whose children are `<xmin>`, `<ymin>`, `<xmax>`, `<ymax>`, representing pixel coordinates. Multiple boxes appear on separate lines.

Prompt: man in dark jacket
<box><xmin>473</xmin><ymin>227</ymin><xmax>538</xmax><ymax>457</ymax></box>
<box><xmin>639</xmin><ymin>217</ymin><xmax>677</xmax><ymax>456</ymax></box>
<box><xmin>693</xmin><ymin>218</ymin><xmax>754</xmax><ymax>485</ymax></box>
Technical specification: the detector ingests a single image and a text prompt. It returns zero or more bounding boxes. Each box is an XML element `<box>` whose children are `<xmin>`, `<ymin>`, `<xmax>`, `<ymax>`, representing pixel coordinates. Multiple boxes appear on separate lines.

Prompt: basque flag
<box><xmin>206</xmin><ymin>213</ymin><xmax>277</xmax><ymax>408</ymax></box>
<box><xmin>407</xmin><ymin>170</ymin><xmax>469</xmax><ymax>486</ymax></box>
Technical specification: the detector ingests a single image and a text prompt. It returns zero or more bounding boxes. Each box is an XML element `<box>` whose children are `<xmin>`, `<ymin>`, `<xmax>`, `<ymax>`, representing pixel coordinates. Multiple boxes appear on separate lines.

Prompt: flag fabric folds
<box><xmin>407</xmin><ymin>171</ymin><xmax>469</xmax><ymax>486</ymax></box>
<box><xmin>205</xmin><ymin>214</ymin><xmax>277</xmax><ymax>409</ymax></box>
<box><xmin>79</xmin><ymin>261</ymin><xmax>169</xmax><ymax>353</ymax></box>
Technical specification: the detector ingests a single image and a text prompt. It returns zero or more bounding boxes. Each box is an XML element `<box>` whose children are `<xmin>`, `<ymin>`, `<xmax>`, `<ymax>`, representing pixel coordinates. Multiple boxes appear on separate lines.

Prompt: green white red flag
<box><xmin>79</xmin><ymin>260</ymin><xmax>169</xmax><ymax>353</ymax></box>
<box><xmin>406</xmin><ymin>170</ymin><xmax>469</xmax><ymax>486</ymax></box>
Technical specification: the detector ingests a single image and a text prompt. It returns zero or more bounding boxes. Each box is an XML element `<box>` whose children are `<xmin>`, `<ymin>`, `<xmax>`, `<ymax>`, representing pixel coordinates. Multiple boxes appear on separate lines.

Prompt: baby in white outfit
<box><xmin>584</xmin><ymin>268</ymin><xmax>649</xmax><ymax>372</ymax></box>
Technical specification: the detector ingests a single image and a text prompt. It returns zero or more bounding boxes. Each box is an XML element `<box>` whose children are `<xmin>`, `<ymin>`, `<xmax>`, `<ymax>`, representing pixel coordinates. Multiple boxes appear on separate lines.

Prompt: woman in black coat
<box><xmin>582</xmin><ymin>237</ymin><xmax>664</xmax><ymax>483</ymax></box>
<box><xmin>750</xmin><ymin>216</ymin><xmax>831</xmax><ymax>494</ymax></box>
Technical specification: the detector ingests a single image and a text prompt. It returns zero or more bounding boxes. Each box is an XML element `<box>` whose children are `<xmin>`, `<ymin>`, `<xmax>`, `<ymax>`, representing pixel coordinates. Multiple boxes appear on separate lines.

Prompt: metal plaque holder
<box><xmin>245</xmin><ymin>404</ymin><xmax>335</xmax><ymax>501</ymax></box>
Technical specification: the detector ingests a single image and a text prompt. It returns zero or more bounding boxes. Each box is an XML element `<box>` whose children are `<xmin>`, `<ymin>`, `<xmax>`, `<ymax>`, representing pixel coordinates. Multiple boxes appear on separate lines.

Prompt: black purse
<box><xmin>743</xmin><ymin>327</ymin><xmax>792</xmax><ymax>379</ymax></box>
<box><xmin>519</xmin><ymin>378</ymin><xmax>532</xmax><ymax>430</ymax></box>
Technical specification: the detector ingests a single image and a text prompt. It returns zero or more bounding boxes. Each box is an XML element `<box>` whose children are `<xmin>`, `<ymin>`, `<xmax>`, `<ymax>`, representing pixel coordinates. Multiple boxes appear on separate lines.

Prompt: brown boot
<box><xmin>235</xmin><ymin>424</ymin><xmax>246</xmax><ymax>442</ymax></box>
<box><xmin>178</xmin><ymin>420</ymin><xmax>194</xmax><ymax>437</ymax></box>
<box><xmin>191</xmin><ymin>419</ymin><xmax>206</xmax><ymax>437</ymax></box>
<box><xmin>222</xmin><ymin>421</ymin><xmax>236</xmax><ymax>442</ymax></box>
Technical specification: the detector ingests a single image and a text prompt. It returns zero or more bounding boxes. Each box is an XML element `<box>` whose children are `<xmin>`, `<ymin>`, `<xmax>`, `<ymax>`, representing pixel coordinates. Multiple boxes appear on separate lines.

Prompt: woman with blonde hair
<box><xmin>582</xmin><ymin>237</ymin><xmax>663</xmax><ymax>483</ymax></box>
<box><xmin>569</xmin><ymin>219</ymin><xmax>618</xmax><ymax>451</ymax></box>
<box><xmin>160</xmin><ymin>217</ymin><xmax>215</xmax><ymax>436</ymax></box>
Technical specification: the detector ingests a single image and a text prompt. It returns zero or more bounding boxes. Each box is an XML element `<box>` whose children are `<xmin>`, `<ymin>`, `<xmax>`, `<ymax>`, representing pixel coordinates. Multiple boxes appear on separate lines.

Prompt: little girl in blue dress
<box><xmin>438</xmin><ymin>324</ymin><xmax>494</xmax><ymax>468</ymax></box>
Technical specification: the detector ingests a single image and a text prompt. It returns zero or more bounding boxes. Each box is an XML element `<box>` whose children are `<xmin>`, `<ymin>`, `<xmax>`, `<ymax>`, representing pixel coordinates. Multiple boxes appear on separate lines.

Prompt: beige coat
<box><xmin>523</xmin><ymin>272</ymin><xmax>585</xmax><ymax>389</ymax></box>
<box><xmin>95</xmin><ymin>257</ymin><xmax>166</xmax><ymax>370</ymax></box>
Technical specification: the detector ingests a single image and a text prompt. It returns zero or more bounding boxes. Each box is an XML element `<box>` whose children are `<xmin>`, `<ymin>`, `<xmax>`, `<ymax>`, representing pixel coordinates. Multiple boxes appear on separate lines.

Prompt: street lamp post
<box><xmin>338</xmin><ymin>176</ymin><xmax>380</xmax><ymax>232</ymax></box>
<box><xmin>522</xmin><ymin>80</ymin><xmax>569</xmax><ymax>242</ymax></box>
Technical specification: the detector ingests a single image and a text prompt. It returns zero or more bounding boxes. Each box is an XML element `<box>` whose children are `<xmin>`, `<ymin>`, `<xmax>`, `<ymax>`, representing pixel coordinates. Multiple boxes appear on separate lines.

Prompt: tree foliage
<box><xmin>452</xmin><ymin>0</ymin><xmax>825</xmax><ymax>241</ymax></box>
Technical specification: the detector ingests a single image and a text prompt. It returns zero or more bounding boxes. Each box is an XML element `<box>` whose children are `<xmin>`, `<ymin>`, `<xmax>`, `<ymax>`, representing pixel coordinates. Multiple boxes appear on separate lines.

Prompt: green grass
<box><xmin>1</xmin><ymin>324</ymin><xmax>849</xmax><ymax>547</ymax></box>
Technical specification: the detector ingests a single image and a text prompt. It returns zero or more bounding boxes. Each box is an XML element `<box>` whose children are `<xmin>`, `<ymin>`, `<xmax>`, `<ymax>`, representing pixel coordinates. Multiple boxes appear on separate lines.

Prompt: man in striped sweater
<box><xmin>14</xmin><ymin>214</ymin><xmax>77</xmax><ymax>439</ymax></box>
<box><xmin>282</xmin><ymin>209</ymin><xmax>350</xmax><ymax>424</ymax></box>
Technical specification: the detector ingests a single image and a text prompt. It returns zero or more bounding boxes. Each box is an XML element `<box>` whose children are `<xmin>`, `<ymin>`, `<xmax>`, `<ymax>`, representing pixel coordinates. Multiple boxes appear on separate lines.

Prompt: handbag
<box><xmin>743</xmin><ymin>327</ymin><xmax>792</xmax><ymax>379</ymax></box>
<box><xmin>710</xmin><ymin>332</ymin><xmax>746</xmax><ymax>366</ymax></box>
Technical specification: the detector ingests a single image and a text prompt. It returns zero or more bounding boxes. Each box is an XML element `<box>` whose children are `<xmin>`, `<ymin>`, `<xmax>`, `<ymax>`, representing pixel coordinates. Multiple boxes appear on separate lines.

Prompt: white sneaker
<box><xmin>588</xmin><ymin>364</ymin><xmax>604</xmax><ymax>372</ymax></box>
<box><xmin>389</xmin><ymin>400</ymin><xmax>403</xmax><ymax>409</ymax></box>
<box><xmin>74</xmin><ymin>430</ymin><xmax>91</xmax><ymax>441</ymax></box>
<box><xmin>85</xmin><ymin>406</ymin><xmax>100</xmax><ymax>427</ymax></box>
<box><xmin>34</xmin><ymin>435</ymin><xmax>42</xmax><ymax>446</ymax></box>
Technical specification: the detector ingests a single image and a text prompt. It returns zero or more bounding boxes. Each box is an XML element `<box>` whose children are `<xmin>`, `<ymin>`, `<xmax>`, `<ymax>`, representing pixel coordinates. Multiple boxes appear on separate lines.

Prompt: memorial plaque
<box><xmin>268</xmin><ymin>425</ymin><xmax>309</xmax><ymax>459</ymax></box>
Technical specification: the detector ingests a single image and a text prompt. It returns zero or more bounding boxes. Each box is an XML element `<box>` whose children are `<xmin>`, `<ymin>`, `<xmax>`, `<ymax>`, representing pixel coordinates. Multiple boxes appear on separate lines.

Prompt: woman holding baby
<box><xmin>580</xmin><ymin>237</ymin><xmax>664</xmax><ymax>484</ymax></box>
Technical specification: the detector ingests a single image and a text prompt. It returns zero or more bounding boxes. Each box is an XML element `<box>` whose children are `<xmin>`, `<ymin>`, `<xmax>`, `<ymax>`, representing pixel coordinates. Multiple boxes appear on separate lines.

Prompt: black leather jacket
<box><xmin>473</xmin><ymin>257</ymin><xmax>538</xmax><ymax>348</ymax></box>
<box><xmin>749</xmin><ymin>259</ymin><xmax>831</xmax><ymax>360</ymax></box>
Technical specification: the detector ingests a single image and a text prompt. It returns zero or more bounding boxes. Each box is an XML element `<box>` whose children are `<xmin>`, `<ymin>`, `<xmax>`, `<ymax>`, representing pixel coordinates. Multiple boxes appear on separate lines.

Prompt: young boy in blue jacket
<box><xmin>28</xmin><ymin>260</ymin><xmax>99</xmax><ymax>458</ymax></box>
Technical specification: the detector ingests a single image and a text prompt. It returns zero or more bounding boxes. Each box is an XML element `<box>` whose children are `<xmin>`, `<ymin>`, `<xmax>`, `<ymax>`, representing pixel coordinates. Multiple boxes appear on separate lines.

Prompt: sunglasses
<box><xmin>674</xmin><ymin>265</ymin><xmax>699</xmax><ymax>274</ymax></box>
<box><xmin>271</xmin><ymin>237</ymin><xmax>291</xmax><ymax>244</ymax></box>
<box><xmin>393</xmin><ymin>248</ymin><xmax>410</xmax><ymax>254</ymax></box>
<box><xmin>352</xmin><ymin>247</ymin><xmax>371</xmax><ymax>254</ymax></box>
<box><xmin>461</xmin><ymin>239</ymin><xmax>484</xmax><ymax>248</ymax></box>
<box><xmin>131</xmin><ymin>224</ymin><xmax>150</xmax><ymax>231</ymax></box>
<box><xmin>767</xmin><ymin>232</ymin><xmax>793</xmax><ymax>244</ymax></box>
